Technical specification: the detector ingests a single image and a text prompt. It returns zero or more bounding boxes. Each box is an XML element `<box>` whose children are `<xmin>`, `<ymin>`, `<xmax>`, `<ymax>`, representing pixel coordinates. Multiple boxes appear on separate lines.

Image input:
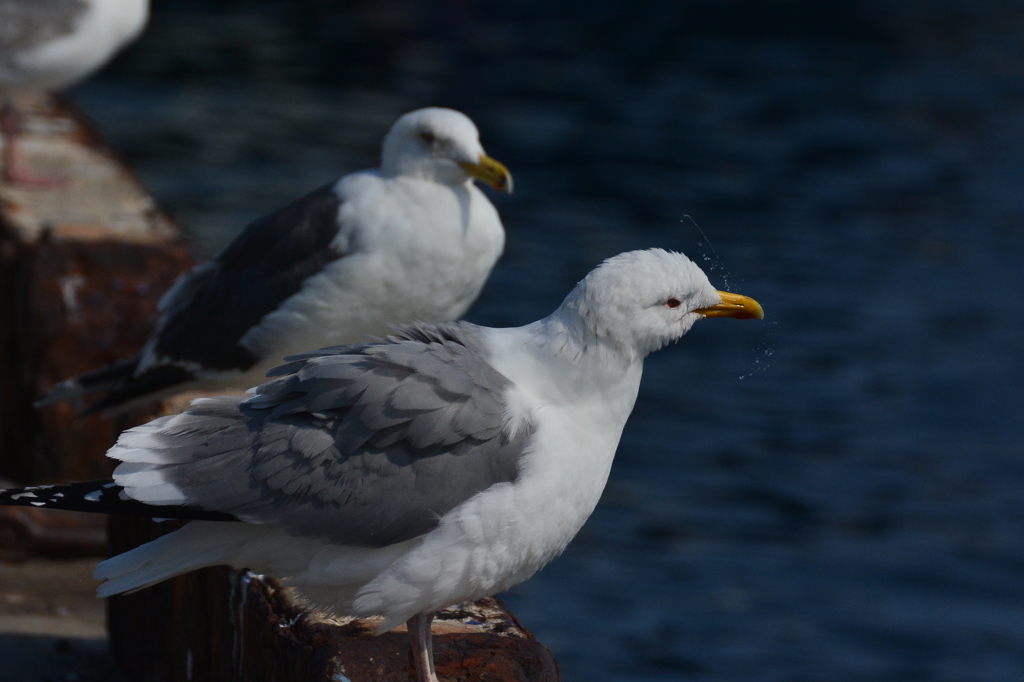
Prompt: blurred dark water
<box><xmin>71</xmin><ymin>1</ymin><xmax>1024</xmax><ymax>679</ymax></box>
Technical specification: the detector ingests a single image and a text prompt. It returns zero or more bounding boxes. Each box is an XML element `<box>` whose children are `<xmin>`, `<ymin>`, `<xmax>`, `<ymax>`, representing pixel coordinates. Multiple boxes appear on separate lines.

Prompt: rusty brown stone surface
<box><xmin>0</xmin><ymin>94</ymin><xmax>178</xmax><ymax>245</ymax></box>
<box><xmin>0</xmin><ymin>96</ymin><xmax>197</xmax><ymax>486</ymax></box>
<box><xmin>314</xmin><ymin>601</ymin><xmax>561</xmax><ymax>682</ymax></box>
<box><xmin>1</xmin><ymin>234</ymin><xmax>196</xmax><ymax>484</ymax></box>
<box><xmin>0</xmin><ymin>505</ymin><xmax>106</xmax><ymax>562</ymax></box>
<box><xmin>108</xmin><ymin>516</ymin><xmax>560</xmax><ymax>682</ymax></box>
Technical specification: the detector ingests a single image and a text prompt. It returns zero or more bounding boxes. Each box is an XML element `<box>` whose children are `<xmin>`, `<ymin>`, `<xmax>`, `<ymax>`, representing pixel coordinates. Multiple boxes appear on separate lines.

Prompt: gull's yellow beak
<box><xmin>695</xmin><ymin>291</ymin><xmax>765</xmax><ymax>320</ymax></box>
<box><xmin>459</xmin><ymin>154</ymin><xmax>514</xmax><ymax>193</ymax></box>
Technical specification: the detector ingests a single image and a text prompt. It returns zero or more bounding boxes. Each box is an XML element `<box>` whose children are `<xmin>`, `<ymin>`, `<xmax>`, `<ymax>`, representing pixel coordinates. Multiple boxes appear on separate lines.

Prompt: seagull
<box><xmin>0</xmin><ymin>0</ymin><xmax>149</xmax><ymax>185</ymax></box>
<box><xmin>37</xmin><ymin>107</ymin><xmax>513</xmax><ymax>416</ymax></box>
<box><xmin>2</xmin><ymin>249</ymin><xmax>763</xmax><ymax>682</ymax></box>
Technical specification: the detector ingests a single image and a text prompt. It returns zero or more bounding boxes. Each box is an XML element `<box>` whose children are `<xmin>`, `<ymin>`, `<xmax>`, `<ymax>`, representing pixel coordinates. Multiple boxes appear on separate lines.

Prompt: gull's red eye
<box><xmin>666</xmin><ymin>298</ymin><xmax>682</xmax><ymax>309</ymax></box>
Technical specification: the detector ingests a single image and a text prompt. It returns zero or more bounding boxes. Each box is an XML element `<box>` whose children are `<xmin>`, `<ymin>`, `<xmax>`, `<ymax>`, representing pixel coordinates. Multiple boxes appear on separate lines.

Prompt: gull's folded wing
<box><xmin>111</xmin><ymin>322</ymin><xmax>534</xmax><ymax>548</ymax></box>
<box><xmin>36</xmin><ymin>181</ymin><xmax>350</xmax><ymax>416</ymax></box>
<box><xmin>149</xmin><ymin>181</ymin><xmax>349</xmax><ymax>373</ymax></box>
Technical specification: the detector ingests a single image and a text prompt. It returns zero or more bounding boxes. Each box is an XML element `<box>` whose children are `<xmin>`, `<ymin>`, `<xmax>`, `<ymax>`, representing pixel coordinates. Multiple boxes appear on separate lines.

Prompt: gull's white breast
<box><xmin>349</xmin><ymin>324</ymin><xmax>643</xmax><ymax>627</ymax></box>
<box><xmin>233</xmin><ymin>172</ymin><xmax>505</xmax><ymax>381</ymax></box>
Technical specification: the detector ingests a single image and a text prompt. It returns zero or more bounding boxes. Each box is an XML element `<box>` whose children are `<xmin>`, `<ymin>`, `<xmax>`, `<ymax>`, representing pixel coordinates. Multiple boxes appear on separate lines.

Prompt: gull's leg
<box><xmin>1</xmin><ymin>101</ymin><xmax>64</xmax><ymax>187</ymax></box>
<box><xmin>407</xmin><ymin>611</ymin><xmax>439</xmax><ymax>682</ymax></box>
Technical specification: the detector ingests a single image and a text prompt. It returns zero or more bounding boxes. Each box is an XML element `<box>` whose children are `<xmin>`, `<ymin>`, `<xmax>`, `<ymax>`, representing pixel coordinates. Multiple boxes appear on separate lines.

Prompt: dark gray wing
<box><xmin>148</xmin><ymin>181</ymin><xmax>347</xmax><ymax>372</ymax></box>
<box><xmin>0</xmin><ymin>0</ymin><xmax>87</xmax><ymax>61</ymax></box>
<box><xmin>36</xmin><ymin>182</ymin><xmax>348</xmax><ymax>416</ymax></box>
<box><xmin>114</xmin><ymin>323</ymin><xmax>533</xmax><ymax>548</ymax></box>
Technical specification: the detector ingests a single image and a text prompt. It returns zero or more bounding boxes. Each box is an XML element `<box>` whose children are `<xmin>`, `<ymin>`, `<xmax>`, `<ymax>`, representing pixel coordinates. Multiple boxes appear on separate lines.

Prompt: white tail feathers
<box><xmin>94</xmin><ymin>521</ymin><xmax>244</xmax><ymax>597</ymax></box>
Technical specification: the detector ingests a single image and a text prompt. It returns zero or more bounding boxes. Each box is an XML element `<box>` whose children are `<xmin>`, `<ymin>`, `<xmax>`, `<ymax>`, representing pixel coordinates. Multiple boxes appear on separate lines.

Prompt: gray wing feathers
<box><xmin>112</xmin><ymin>323</ymin><xmax>533</xmax><ymax>548</ymax></box>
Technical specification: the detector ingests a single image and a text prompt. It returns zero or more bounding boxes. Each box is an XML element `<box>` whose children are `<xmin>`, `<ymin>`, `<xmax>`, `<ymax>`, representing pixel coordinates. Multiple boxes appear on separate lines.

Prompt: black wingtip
<box><xmin>0</xmin><ymin>481</ymin><xmax>240</xmax><ymax>522</ymax></box>
<box><xmin>35</xmin><ymin>357</ymin><xmax>143</xmax><ymax>411</ymax></box>
<box><xmin>77</xmin><ymin>365</ymin><xmax>197</xmax><ymax>418</ymax></box>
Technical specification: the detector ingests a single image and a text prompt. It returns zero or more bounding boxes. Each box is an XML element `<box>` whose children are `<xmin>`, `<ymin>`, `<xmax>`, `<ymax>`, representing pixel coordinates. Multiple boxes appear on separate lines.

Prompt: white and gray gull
<box><xmin>38</xmin><ymin>107</ymin><xmax>513</xmax><ymax>416</ymax></box>
<box><xmin>0</xmin><ymin>0</ymin><xmax>149</xmax><ymax>184</ymax></box>
<box><xmin>1</xmin><ymin>248</ymin><xmax>763</xmax><ymax>682</ymax></box>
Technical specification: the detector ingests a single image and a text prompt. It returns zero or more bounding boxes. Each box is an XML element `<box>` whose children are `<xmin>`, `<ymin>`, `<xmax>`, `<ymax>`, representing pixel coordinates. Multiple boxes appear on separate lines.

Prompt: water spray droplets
<box><xmin>739</xmin><ymin>321</ymin><xmax>778</xmax><ymax>380</ymax></box>
<box><xmin>682</xmin><ymin>215</ymin><xmax>734</xmax><ymax>291</ymax></box>
<box><xmin>680</xmin><ymin>214</ymin><xmax>773</xmax><ymax>381</ymax></box>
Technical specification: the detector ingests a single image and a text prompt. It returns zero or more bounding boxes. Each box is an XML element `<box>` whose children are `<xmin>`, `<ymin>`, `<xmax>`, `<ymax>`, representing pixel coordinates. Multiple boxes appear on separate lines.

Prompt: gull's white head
<box><xmin>380</xmin><ymin>108</ymin><xmax>513</xmax><ymax>192</ymax></box>
<box><xmin>558</xmin><ymin>249</ymin><xmax>764</xmax><ymax>358</ymax></box>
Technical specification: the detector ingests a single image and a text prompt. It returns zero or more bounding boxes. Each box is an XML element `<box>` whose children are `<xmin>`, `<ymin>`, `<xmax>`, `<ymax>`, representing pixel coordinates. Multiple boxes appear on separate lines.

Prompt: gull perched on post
<box><xmin>2</xmin><ymin>249</ymin><xmax>762</xmax><ymax>682</ymax></box>
<box><xmin>37</xmin><ymin>107</ymin><xmax>513</xmax><ymax>416</ymax></box>
<box><xmin>0</xmin><ymin>0</ymin><xmax>150</xmax><ymax>185</ymax></box>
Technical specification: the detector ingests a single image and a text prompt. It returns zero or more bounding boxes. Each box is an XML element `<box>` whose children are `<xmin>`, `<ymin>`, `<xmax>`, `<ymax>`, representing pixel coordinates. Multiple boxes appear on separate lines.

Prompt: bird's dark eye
<box><xmin>418</xmin><ymin>130</ymin><xmax>437</xmax><ymax>146</ymax></box>
<box><xmin>666</xmin><ymin>298</ymin><xmax>682</xmax><ymax>309</ymax></box>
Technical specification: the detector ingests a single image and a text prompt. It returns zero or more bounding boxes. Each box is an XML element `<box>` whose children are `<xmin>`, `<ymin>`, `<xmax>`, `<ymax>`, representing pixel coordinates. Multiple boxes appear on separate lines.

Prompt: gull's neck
<box><xmin>533</xmin><ymin>310</ymin><xmax>637</xmax><ymax>372</ymax></box>
<box><xmin>484</xmin><ymin>308</ymin><xmax>645</xmax><ymax>426</ymax></box>
<box><xmin>380</xmin><ymin>158</ymin><xmax>470</xmax><ymax>188</ymax></box>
